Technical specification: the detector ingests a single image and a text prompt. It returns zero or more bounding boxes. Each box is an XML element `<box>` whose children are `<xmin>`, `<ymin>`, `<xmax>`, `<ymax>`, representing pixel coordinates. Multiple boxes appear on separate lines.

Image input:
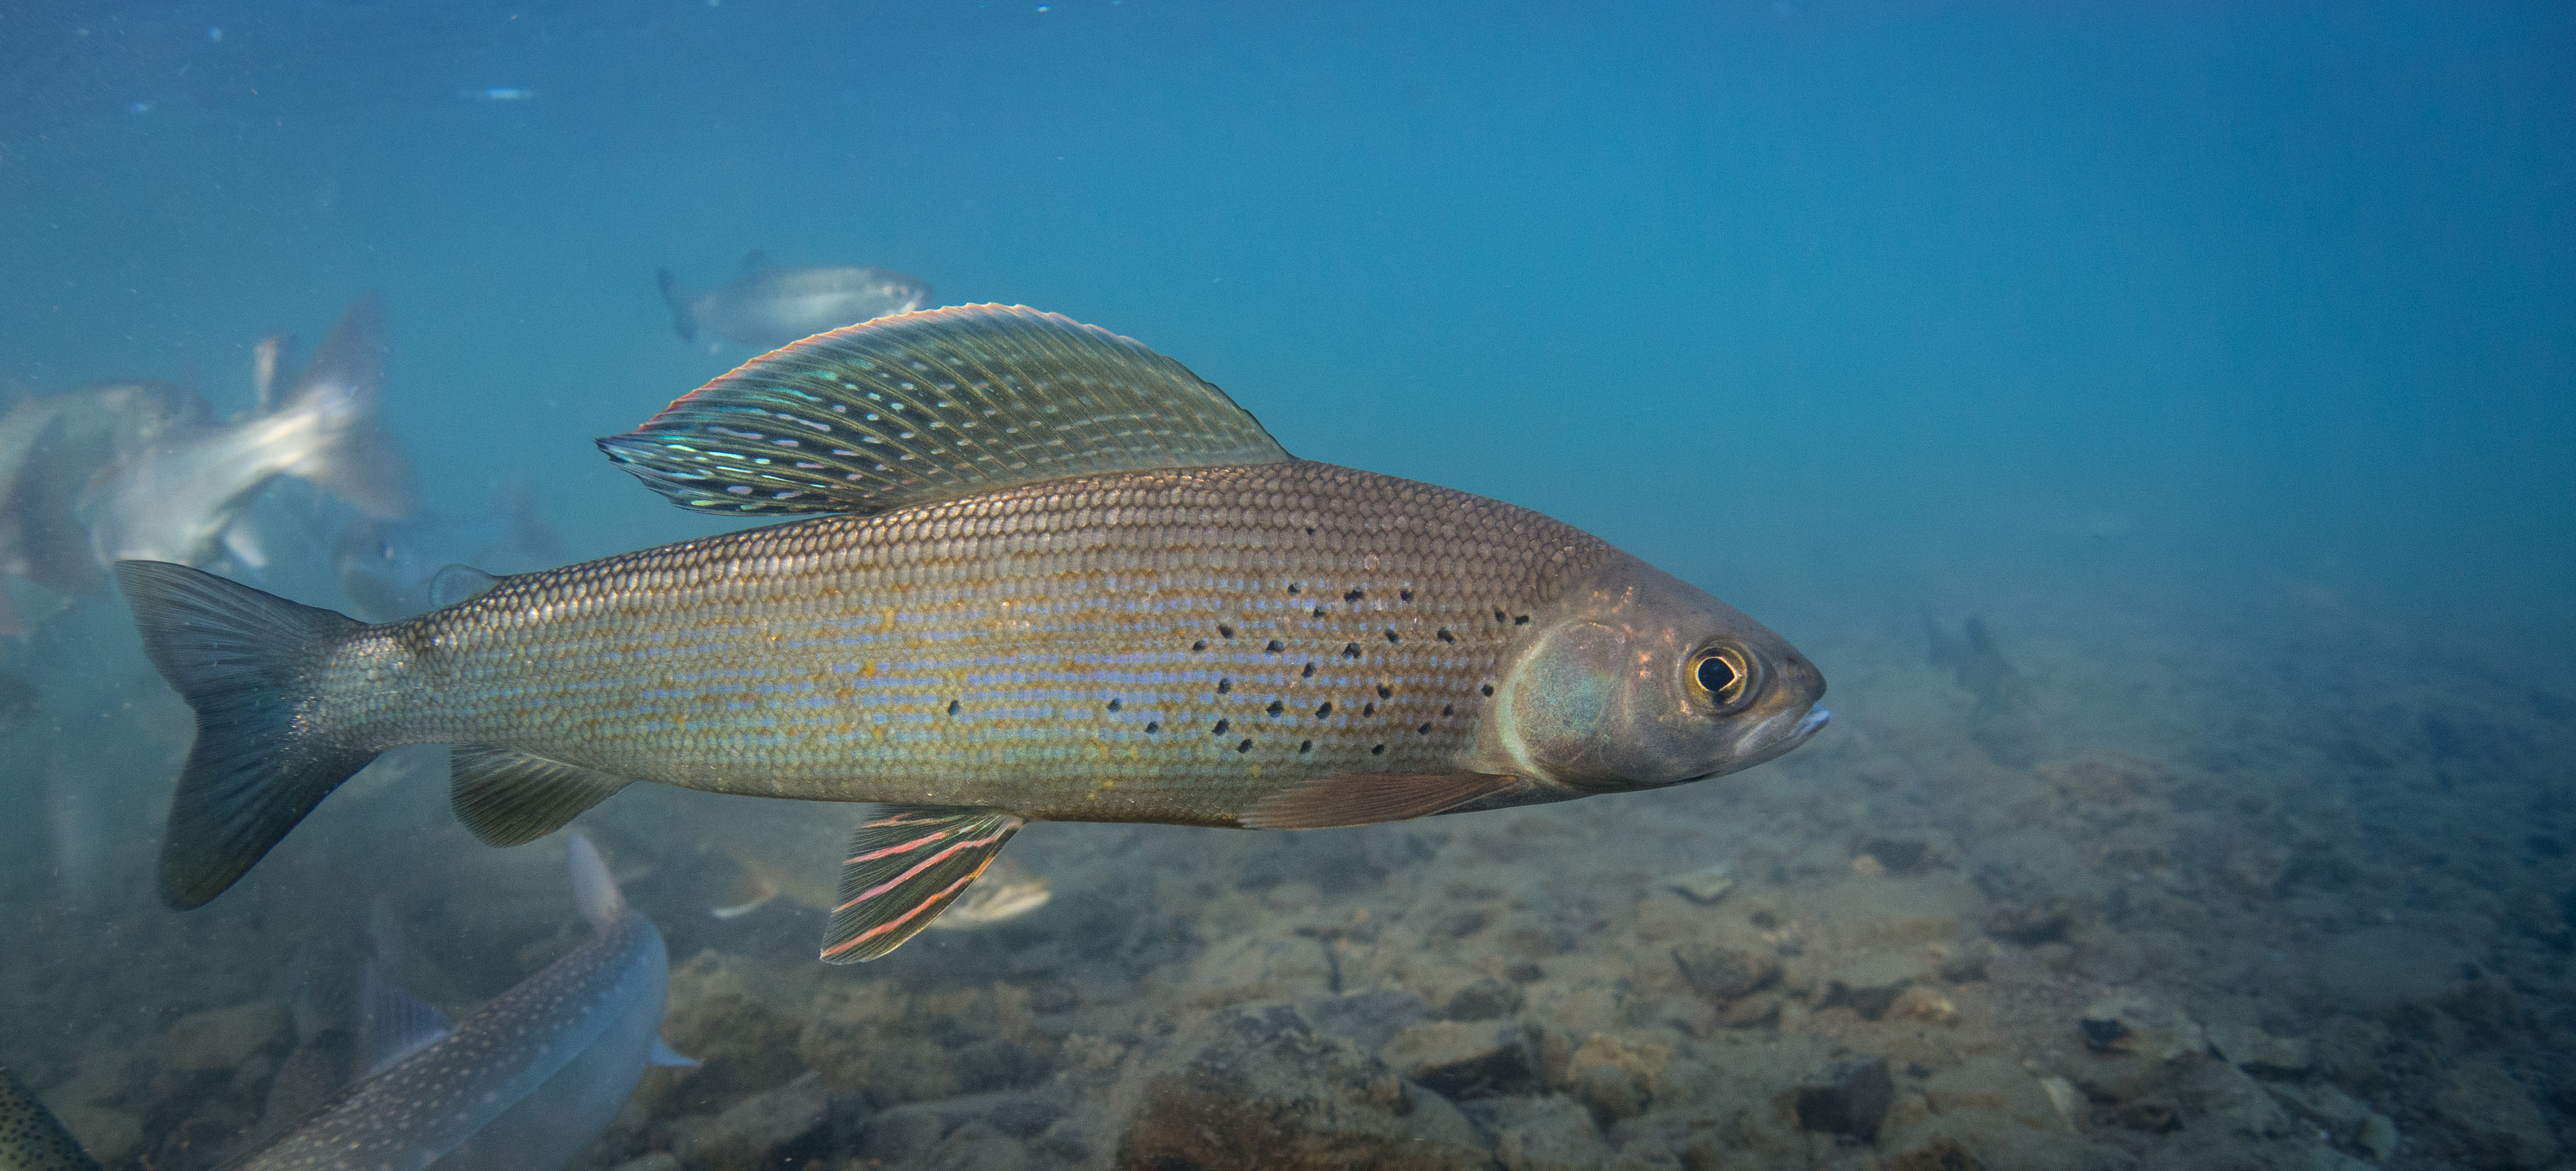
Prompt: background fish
<box><xmin>117</xmin><ymin>305</ymin><xmax>1828</xmax><ymax>963</ymax></box>
<box><xmin>0</xmin><ymin>1064</ymin><xmax>99</xmax><ymax>1171</ymax></box>
<box><xmin>334</xmin><ymin>476</ymin><xmax>563</xmax><ymax>621</ymax></box>
<box><xmin>655</xmin><ymin>249</ymin><xmax>932</xmax><ymax>349</ymax></box>
<box><xmin>0</xmin><ymin>381</ymin><xmax>208</xmax><ymax>627</ymax></box>
<box><xmin>83</xmin><ymin>294</ymin><xmax>415</xmax><ymax>569</ymax></box>
<box><xmin>238</xmin><ymin>830</ymin><xmax>691</xmax><ymax>1171</ymax></box>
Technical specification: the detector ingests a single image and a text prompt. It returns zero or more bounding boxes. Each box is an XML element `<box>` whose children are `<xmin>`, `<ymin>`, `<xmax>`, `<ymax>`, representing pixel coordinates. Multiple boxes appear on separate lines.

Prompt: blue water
<box><xmin>3</xmin><ymin>3</ymin><xmax>2570</xmax><ymax>1169</ymax></box>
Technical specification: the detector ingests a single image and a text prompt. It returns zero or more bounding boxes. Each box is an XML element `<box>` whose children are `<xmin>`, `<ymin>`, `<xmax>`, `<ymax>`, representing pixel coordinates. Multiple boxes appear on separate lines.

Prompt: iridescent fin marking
<box><xmin>449</xmin><ymin>746</ymin><xmax>632</xmax><ymax>846</ymax></box>
<box><xmin>821</xmin><ymin>804</ymin><xmax>1025</xmax><ymax>964</ymax></box>
<box><xmin>596</xmin><ymin>304</ymin><xmax>1291</xmax><ymax>516</ymax></box>
<box><xmin>1238</xmin><ymin>772</ymin><xmax>1534</xmax><ymax>830</ymax></box>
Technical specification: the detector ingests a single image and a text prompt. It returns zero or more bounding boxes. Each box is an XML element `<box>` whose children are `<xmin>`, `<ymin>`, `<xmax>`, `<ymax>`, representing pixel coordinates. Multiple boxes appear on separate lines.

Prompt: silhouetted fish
<box><xmin>334</xmin><ymin>477</ymin><xmax>562</xmax><ymax>620</ymax></box>
<box><xmin>656</xmin><ymin>249</ymin><xmax>932</xmax><ymax>349</ymax></box>
<box><xmin>116</xmin><ymin>305</ymin><xmax>1829</xmax><ymax>963</ymax></box>
<box><xmin>1926</xmin><ymin>612</ymin><xmax>2039</xmax><ymax>767</ymax></box>
<box><xmin>0</xmin><ymin>380</ymin><xmax>207</xmax><ymax>630</ymax></box>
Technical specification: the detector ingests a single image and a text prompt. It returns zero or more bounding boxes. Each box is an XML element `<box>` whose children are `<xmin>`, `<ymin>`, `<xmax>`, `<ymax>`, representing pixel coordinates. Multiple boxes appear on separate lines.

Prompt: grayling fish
<box><xmin>334</xmin><ymin>477</ymin><xmax>562</xmax><ymax>621</ymax></box>
<box><xmin>0</xmin><ymin>380</ymin><xmax>208</xmax><ymax>629</ymax></box>
<box><xmin>656</xmin><ymin>249</ymin><xmax>932</xmax><ymax>349</ymax></box>
<box><xmin>0</xmin><ymin>1064</ymin><xmax>99</xmax><ymax>1171</ymax></box>
<box><xmin>235</xmin><ymin>830</ymin><xmax>690</xmax><ymax>1171</ymax></box>
<box><xmin>83</xmin><ymin>294</ymin><xmax>414</xmax><ymax>569</ymax></box>
<box><xmin>116</xmin><ymin>304</ymin><xmax>1830</xmax><ymax>964</ymax></box>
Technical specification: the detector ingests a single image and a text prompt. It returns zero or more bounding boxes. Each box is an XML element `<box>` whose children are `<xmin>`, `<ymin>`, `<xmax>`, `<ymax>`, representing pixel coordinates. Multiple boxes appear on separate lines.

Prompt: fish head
<box><xmin>860</xmin><ymin>268</ymin><xmax>934</xmax><ymax>315</ymax></box>
<box><xmin>1487</xmin><ymin>552</ymin><xmax>1826</xmax><ymax>792</ymax></box>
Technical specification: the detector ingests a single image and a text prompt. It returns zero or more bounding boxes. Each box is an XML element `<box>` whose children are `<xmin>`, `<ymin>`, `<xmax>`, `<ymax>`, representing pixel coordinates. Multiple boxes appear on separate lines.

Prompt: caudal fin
<box><xmin>115</xmin><ymin>560</ymin><xmax>378</xmax><ymax>910</ymax></box>
<box><xmin>276</xmin><ymin>292</ymin><xmax>416</xmax><ymax>519</ymax></box>
<box><xmin>655</xmin><ymin>269</ymin><xmax>698</xmax><ymax>342</ymax></box>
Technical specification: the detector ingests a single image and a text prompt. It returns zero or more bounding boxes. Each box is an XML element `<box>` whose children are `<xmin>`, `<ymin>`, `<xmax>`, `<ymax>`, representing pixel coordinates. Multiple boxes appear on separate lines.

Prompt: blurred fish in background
<box><xmin>0</xmin><ymin>294</ymin><xmax>414</xmax><ymax>634</ymax></box>
<box><xmin>82</xmin><ymin>292</ymin><xmax>415</xmax><ymax>571</ymax></box>
<box><xmin>334</xmin><ymin>475</ymin><xmax>562</xmax><ymax>621</ymax></box>
<box><xmin>655</xmin><ymin>249</ymin><xmax>932</xmax><ymax>350</ymax></box>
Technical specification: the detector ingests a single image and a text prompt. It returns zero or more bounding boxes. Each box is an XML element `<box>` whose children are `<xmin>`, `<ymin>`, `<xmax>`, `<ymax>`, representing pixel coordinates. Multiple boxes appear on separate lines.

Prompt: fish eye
<box><xmin>1687</xmin><ymin>645</ymin><xmax>1754</xmax><ymax>710</ymax></box>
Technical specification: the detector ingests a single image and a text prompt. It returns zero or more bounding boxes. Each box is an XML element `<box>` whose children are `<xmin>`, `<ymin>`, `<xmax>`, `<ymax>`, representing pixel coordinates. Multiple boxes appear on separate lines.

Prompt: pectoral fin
<box><xmin>821</xmin><ymin>804</ymin><xmax>1024</xmax><ymax>964</ymax></box>
<box><xmin>1238</xmin><ymin>772</ymin><xmax>1535</xmax><ymax>830</ymax></box>
<box><xmin>449</xmin><ymin>746</ymin><xmax>631</xmax><ymax>846</ymax></box>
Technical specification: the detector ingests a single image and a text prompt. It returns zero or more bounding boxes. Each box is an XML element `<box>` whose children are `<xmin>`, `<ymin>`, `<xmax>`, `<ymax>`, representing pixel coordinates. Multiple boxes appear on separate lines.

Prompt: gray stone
<box><xmin>1446</xmin><ymin>978</ymin><xmax>1526</xmax><ymax>1021</ymax></box>
<box><xmin>2077</xmin><ymin>990</ymin><xmax>2204</xmax><ymax>1063</ymax></box>
<box><xmin>670</xmin><ymin>1071</ymin><xmax>847</xmax><ymax>1171</ymax></box>
<box><xmin>2357</xmin><ymin>1112</ymin><xmax>2399</xmax><ymax>1162</ymax></box>
<box><xmin>1670</xmin><ymin>944</ymin><xmax>1779</xmax><ymax>1005</ymax></box>
<box><xmin>1381</xmin><ymin>1019</ymin><xmax>1540</xmax><ymax>1100</ymax></box>
<box><xmin>924</xmin><ymin>1120</ymin><xmax>1028</xmax><ymax>1171</ymax></box>
<box><xmin>1478</xmin><ymin>1095</ymin><xmax>1610</xmax><ymax>1171</ymax></box>
<box><xmin>1793</xmin><ymin>1058</ymin><xmax>1895</xmax><ymax>1142</ymax></box>
<box><xmin>1300</xmin><ymin>989</ymin><xmax>1433</xmax><ymax>1053</ymax></box>
<box><xmin>2208</xmin><ymin>1022</ymin><xmax>2313</xmax><ymax>1076</ymax></box>
<box><xmin>1119</xmin><ymin>1003</ymin><xmax>1488</xmax><ymax>1171</ymax></box>
<box><xmin>1665</xmin><ymin>863</ymin><xmax>1735</xmax><ymax>904</ymax></box>
<box><xmin>2434</xmin><ymin>1063</ymin><xmax>2557</xmax><ymax>1169</ymax></box>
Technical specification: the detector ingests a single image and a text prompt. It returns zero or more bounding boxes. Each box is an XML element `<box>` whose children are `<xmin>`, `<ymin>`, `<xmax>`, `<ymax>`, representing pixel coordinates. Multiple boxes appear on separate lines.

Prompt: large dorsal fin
<box><xmin>595</xmin><ymin>304</ymin><xmax>1292</xmax><ymax>516</ymax></box>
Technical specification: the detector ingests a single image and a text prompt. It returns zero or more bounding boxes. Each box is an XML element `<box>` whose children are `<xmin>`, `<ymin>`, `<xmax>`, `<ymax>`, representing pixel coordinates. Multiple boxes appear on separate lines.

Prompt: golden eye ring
<box><xmin>1687</xmin><ymin>645</ymin><xmax>1755</xmax><ymax>710</ymax></box>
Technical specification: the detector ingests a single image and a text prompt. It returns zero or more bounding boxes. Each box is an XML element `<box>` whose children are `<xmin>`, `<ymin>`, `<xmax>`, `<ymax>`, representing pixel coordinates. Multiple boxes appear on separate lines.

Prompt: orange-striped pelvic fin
<box><xmin>822</xmin><ymin>804</ymin><xmax>1026</xmax><ymax>963</ymax></box>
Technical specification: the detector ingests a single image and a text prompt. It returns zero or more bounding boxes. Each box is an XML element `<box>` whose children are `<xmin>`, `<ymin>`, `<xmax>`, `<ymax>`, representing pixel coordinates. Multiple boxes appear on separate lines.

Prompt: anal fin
<box><xmin>823</xmin><ymin>804</ymin><xmax>1024</xmax><ymax>963</ymax></box>
<box><xmin>1238</xmin><ymin>772</ymin><xmax>1534</xmax><ymax>830</ymax></box>
<box><xmin>450</xmin><ymin>746</ymin><xmax>632</xmax><ymax>846</ymax></box>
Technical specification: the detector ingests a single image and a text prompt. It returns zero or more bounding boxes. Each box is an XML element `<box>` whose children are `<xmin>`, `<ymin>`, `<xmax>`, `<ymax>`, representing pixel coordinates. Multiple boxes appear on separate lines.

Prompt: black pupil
<box><xmin>1696</xmin><ymin>654</ymin><xmax>1738</xmax><ymax>696</ymax></box>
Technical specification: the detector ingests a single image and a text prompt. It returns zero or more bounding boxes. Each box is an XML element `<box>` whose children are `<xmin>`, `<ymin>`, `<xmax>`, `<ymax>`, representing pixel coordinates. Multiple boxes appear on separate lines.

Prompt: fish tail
<box><xmin>115</xmin><ymin>560</ymin><xmax>381</xmax><ymax>910</ymax></box>
<box><xmin>656</xmin><ymin>268</ymin><xmax>698</xmax><ymax>342</ymax></box>
<box><xmin>275</xmin><ymin>292</ymin><xmax>415</xmax><ymax>517</ymax></box>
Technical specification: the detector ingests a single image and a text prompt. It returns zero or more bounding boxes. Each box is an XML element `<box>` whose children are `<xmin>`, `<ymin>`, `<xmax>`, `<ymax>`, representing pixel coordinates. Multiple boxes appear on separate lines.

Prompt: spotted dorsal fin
<box><xmin>595</xmin><ymin>304</ymin><xmax>1292</xmax><ymax>515</ymax></box>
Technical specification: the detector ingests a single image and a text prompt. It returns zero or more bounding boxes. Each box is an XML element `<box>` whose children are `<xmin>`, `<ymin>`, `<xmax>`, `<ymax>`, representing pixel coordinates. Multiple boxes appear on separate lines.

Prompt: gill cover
<box><xmin>1489</xmin><ymin>553</ymin><xmax>1825</xmax><ymax>790</ymax></box>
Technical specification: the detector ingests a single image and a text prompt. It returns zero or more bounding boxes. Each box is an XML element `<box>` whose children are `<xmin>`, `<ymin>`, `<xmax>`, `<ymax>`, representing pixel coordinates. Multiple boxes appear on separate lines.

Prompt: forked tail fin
<box><xmin>275</xmin><ymin>292</ymin><xmax>415</xmax><ymax>519</ymax></box>
<box><xmin>114</xmin><ymin>560</ymin><xmax>379</xmax><ymax>910</ymax></box>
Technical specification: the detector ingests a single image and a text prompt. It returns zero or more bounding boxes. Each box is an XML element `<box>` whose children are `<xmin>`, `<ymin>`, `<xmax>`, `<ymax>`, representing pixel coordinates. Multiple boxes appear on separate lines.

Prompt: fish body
<box><xmin>119</xmin><ymin>305</ymin><xmax>1828</xmax><ymax>962</ymax></box>
<box><xmin>656</xmin><ymin>252</ymin><xmax>931</xmax><ymax>349</ymax></box>
<box><xmin>334</xmin><ymin>479</ymin><xmax>561</xmax><ymax>620</ymax></box>
<box><xmin>237</xmin><ymin>832</ymin><xmax>683</xmax><ymax>1171</ymax></box>
<box><xmin>83</xmin><ymin>294</ymin><xmax>413</xmax><ymax>568</ymax></box>
<box><xmin>0</xmin><ymin>381</ymin><xmax>207</xmax><ymax>616</ymax></box>
<box><xmin>0</xmin><ymin>1065</ymin><xmax>100</xmax><ymax>1171</ymax></box>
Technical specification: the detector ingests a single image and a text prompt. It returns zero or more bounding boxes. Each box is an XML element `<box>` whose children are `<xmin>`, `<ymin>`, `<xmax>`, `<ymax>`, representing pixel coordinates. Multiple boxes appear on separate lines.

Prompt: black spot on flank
<box><xmin>1267</xmin><ymin>700</ymin><xmax>1285</xmax><ymax>716</ymax></box>
<box><xmin>1107</xmin><ymin>698</ymin><xmax>1122</xmax><ymax>712</ymax></box>
<box><xmin>1316</xmin><ymin>701</ymin><xmax>1335</xmax><ymax>717</ymax></box>
<box><xmin>1217</xmin><ymin>624</ymin><xmax>1235</xmax><ymax>639</ymax></box>
<box><xmin>1237</xmin><ymin>739</ymin><xmax>1253</xmax><ymax>753</ymax></box>
<box><xmin>1299</xmin><ymin>740</ymin><xmax>1312</xmax><ymax>753</ymax></box>
<box><xmin>1313</xmin><ymin>605</ymin><xmax>1330</xmax><ymax>617</ymax></box>
<box><xmin>1217</xmin><ymin>678</ymin><xmax>1232</xmax><ymax>694</ymax></box>
<box><xmin>1384</xmin><ymin>628</ymin><xmax>1400</xmax><ymax>643</ymax></box>
<box><xmin>1372</xmin><ymin>744</ymin><xmax>1386</xmax><ymax>755</ymax></box>
<box><xmin>1481</xmin><ymin>684</ymin><xmax>1494</xmax><ymax>696</ymax></box>
<box><xmin>1265</xmin><ymin>639</ymin><xmax>1285</xmax><ymax>652</ymax></box>
<box><xmin>1345</xmin><ymin>589</ymin><xmax>1364</xmax><ymax>602</ymax></box>
<box><xmin>1287</xmin><ymin>583</ymin><xmax>1300</xmax><ymax>594</ymax></box>
<box><xmin>1302</xmin><ymin>662</ymin><xmax>1317</xmax><ymax>678</ymax></box>
<box><xmin>1147</xmin><ymin>721</ymin><xmax>1160</xmax><ymax>733</ymax></box>
<box><xmin>1494</xmin><ymin>608</ymin><xmax>1508</xmax><ymax>623</ymax></box>
<box><xmin>1363</xmin><ymin>702</ymin><xmax>1376</xmax><ymax>717</ymax></box>
<box><xmin>1443</xmin><ymin>704</ymin><xmax>1454</xmax><ymax>716</ymax></box>
<box><xmin>1377</xmin><ymin>685</ymin><xmax>1393</xmax><ymax>698</ymax></box>
<box><xmin>1436</xmin><ymin>627</ymin><xmax>1454</xmax><ymax>642</ymax></box>
<box><xmin>1418</xmin><ymin>722</ymin><xmax>1433</xmax><ymax>734</ymax></box>
<box><xmin>1192</xmin><ymin>639</ymin><xmax>1208</xmax><ymax>651</ymax></box>
<box><xmin>1212</xmin><ymin>719</ymin><xmax>1230</xmax><ymax>735</ymax></box>
<box><xmin>1306</xmin><ymin>527</ymin><xmax>1316</xmax><ymax>535</ymax></box>
<box><xmin>1400</xmin><ymin>589</ymin><xmax>1413</xmax><ymax>602</ymax></box>
<box><xmin>947</xmin><ymin>699</ymin><xmax>960</xmax><ymax>715</ymax></box>
<box><xmin>1514</xmin><ymin>615</ymin><xmax>1531</xmax><ymax>626</ymax></box>
<box><xmin>1342</xmin><ymin>643</ymin><xmax>1361</xmax><ymax>659</ymax></box>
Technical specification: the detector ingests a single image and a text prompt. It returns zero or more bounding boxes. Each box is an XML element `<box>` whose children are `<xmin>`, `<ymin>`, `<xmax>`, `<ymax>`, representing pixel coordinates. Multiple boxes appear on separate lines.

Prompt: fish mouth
<box><xmin>1734</xmin><ymin>704</ymin><xmax>1831</xmax><ymax>762</ymax></box>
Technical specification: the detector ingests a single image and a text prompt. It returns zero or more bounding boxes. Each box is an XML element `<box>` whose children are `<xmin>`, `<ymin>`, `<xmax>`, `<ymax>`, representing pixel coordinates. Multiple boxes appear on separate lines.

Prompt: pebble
<box><xmin>1665</xmin><ymin>863</ymin><xmax>1736</xmax><ymax>904</ymax></box>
